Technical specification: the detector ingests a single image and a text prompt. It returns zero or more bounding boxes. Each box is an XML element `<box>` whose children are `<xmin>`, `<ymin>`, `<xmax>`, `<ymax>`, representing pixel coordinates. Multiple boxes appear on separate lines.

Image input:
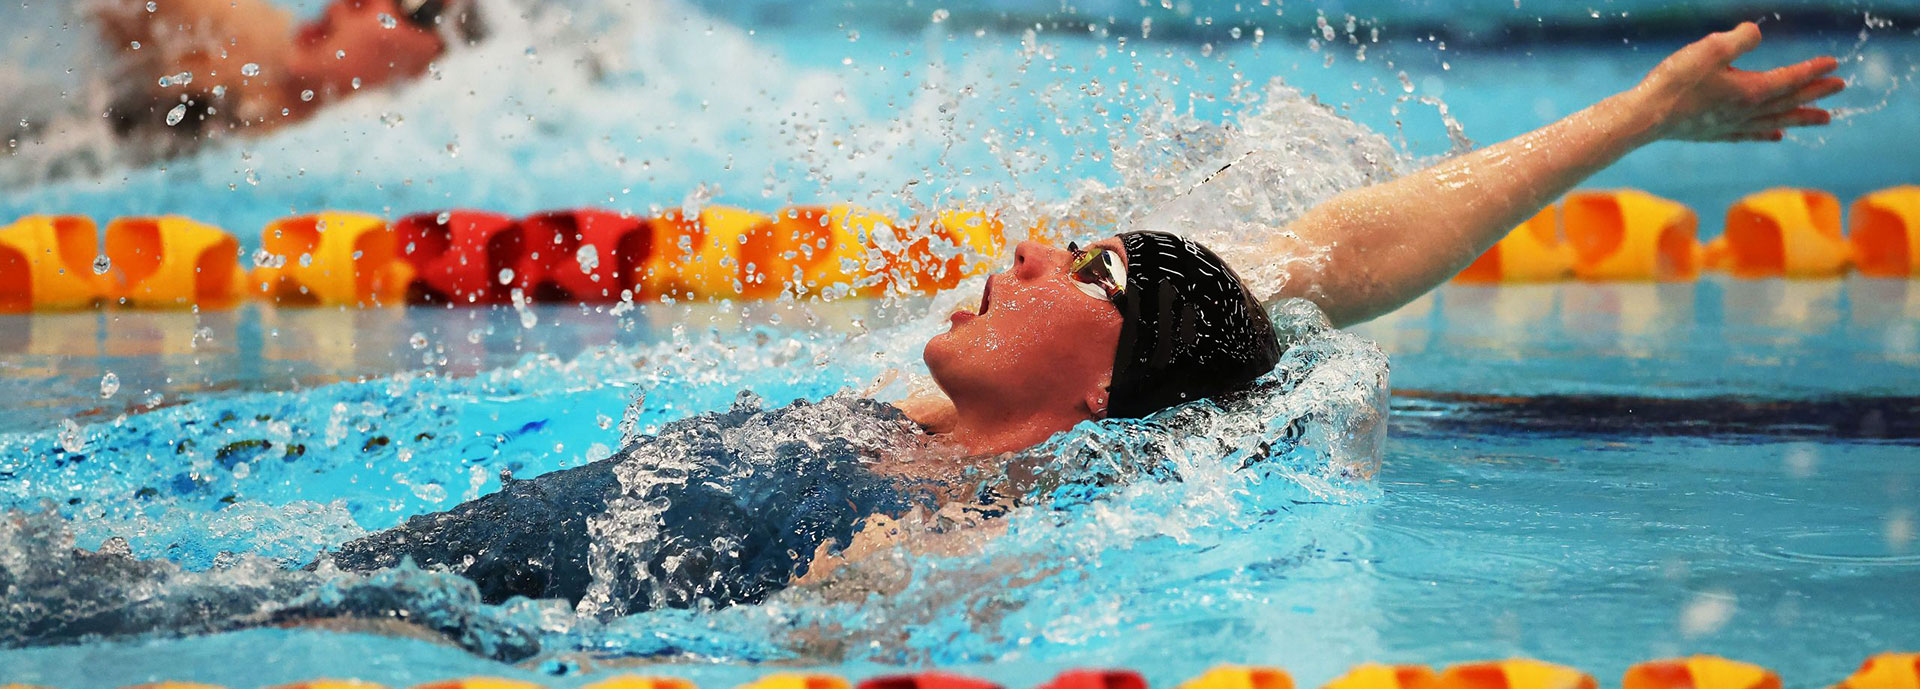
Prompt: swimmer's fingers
<box><xmin>1756</xmin><ymin>76</ymin><xmax>1848</xmax><ymax>113</ymax></box>
<box><xmin>1702</xmin><ymin>22</ymin><xmax>1764</xmax><ymax>68</ymax></box>
<box><xmin>1744</xmin><ymin>107</ymin><xmax>1832</xmax><ymax>131</ymax></box>
<box><xmin>1714</xmin><ymin>129</ymin><xmax>1786</xmax><ymax>143</ymax></box>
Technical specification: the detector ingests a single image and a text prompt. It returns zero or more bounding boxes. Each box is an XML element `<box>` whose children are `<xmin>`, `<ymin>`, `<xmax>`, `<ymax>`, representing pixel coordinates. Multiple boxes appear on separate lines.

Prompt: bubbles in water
<box><xmin>1680</xmin><ymin>590</ymin><xmax>1737</xmax><ymax>637</ymax></box>
<box><xmin>91</xmin><ymin>255</ymin><xmax>110</xmax><ymax>275</ymax></box>
<box><xmin>100</xmin><ymin>372</ymin><xmax>119</xmax><ymax>399</ymax></box>
<box><xmin>412</xmin><ymin>482</ymin><xmax>447</xmax><ymax>503</ymax></box>
<box><xmin>164</xmin><ymin>104</ymin><xmax>187</xmax><ymax>127</ymax></box>
<box><xmin>240</xmin><ymin>63</ymin><xmax>260</xmax><ymax>77</ymax></box>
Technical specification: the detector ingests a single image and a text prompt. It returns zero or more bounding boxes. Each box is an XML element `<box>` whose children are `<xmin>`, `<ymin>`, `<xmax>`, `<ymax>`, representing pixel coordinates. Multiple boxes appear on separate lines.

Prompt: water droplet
<box><xmin>575</xmin><ymin>244</ymin><xmax>600</xmax><ymax>273</ymax></box>
<box><xmin>100</xmin><ymin>372</ymin><xmax>119</xmax><ymax>399</ymax></box>
<box><xmin>300</xmin><ymin>89</ymin><xmax>314</xmax><ymax>102</ymax></box>
<box><xmin>498</xmin><ymin>268</ymin><xmax>515</xmax><ymax>284</ymax></box>
<box><xmin>58</xmin><ymin>419</ymin><xmax>85</xmax><ymax>454</ymax></box>
<box><xmin>409</xmin><ymin>332</ymin><xmax>429</xmax><ymax>349</ymax></box>
<box><xmin>211</xmin><ymin>85</ymin><xmax>227</xmax><ymax>98</ymax></box>
<box><xmin>145</xmin><ymin>1</ymin><xmax>156</xmax><ymax>11</ymax></box>
<box><xmin>378</xmin><ymin>12</ymin><xmax>397</xmax><ymax>28</ymax></box>
<box><xmin>164</xmin><ymin>104</ymin><xmax>187</xmax><ymax>126</ymax></box>
<box><xmin>240</xmin><ymin>63</ymin><xmax>260</xmax><ymax>77</ymax></box>
<box><xmin>351</xmin><ymin>77</ymin><xmax>361</xmax><ymax>90</ymax></box>
<box><xmin>930</xmin><ymin>8</ymin><xmax>949</xmax><ymax>22</ymax></box>
<box><xmin>91</xmin><ymin>255</ymin><xmax>110</xmax><ymax>275</ymax></box>
<box><xmin>129</xmin><ymin>40</ymin><xmax>141</xmax><ymax>50</ymax></box>
<box><xmin>232</xmin><ymin>462</ymin><xmax>251</xmax><ymax>479</ymax></box>
<box><xmin>436</xmin><ymin>211</ymin><xmax>452</xmax><ymax>224</ymax></box>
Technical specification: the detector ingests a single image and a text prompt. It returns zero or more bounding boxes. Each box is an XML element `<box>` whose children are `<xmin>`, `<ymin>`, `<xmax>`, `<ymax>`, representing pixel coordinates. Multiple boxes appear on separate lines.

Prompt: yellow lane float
<box><xmin>1455</xmin><ymin>205</ymin><xmax>1573</xmax><ymax>283</ymax></box>
<box><xmin>1564</xmin><ymin>189</ymin><xmax>1700</xmax><ymax>281</ymax></box>
<box><xmin>642</xmin><ymin>206</ymin><xmax>774</xmax><ymax>301</ymax></box>
<box><xmin>1175</xmin><ymin>665</ymin><xmax>1293</xmax><ymax>689</ymax></box>
<box><xmin>736</xmin><ymin>676</ymin><xmax>848</xmax><ymax>689</ymax></box>
<box><xmin>1723</xmin><ymin>188</ymin><xmax>1850</xmax><ymax>278</ymax></box>
<box><xmin>1324</xmin><ymin>664</ymin><xmax>1440</xmax><ymax>689</ymax></box>
<box><xmin>267</xmin><ymin>682</ymin><xmax>392</xmax><ymax>689</ymax></box>
<box><xmin>1850</xmin><ymin>186</ymin><xmax>1920</xmax><ymax>278</ymax></box>
<box><xmin>1624</xmin><ymin>657</ymin><xmax>1779</xmax><ymax>689</ymax></box>
<box><xmin>250</xmin><ymin>212</ymin><xmax>411</xmax><ymax>306</ymax></box>
<box><xmin>102</xmin><ymin>216</ymin><xmax>242</xmax><ymax>308</ymax></box>
<box><xmin>409</xmin><ymin>680</ymin><xmax>544</xmax><ymax>689</ymax></box>
<box><xmin>739</xmin><ymin>204</ymin><xmax>888</xmax><ymax>300</ymax></box>
<box><xmin>1831</xmin><ymin>653</ymin><xmax>1920</xmax><ymax>689</ymax></box>
<box><xmin>0</xmin><ymin>215</ymin><xmax>102</xmax><ymax>312</ymax></box>
<box><xmin>1436</xmin><ymin>659</ymin><xmax>1596</xmax><ymax>689</ymax></box>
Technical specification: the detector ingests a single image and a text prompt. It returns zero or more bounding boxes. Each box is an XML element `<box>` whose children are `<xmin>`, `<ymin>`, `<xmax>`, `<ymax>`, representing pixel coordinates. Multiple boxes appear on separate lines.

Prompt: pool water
<box><xmin>3</xmin><ymin>0</ymin><xmax>1919</xmax><ymax>686</ymax></box>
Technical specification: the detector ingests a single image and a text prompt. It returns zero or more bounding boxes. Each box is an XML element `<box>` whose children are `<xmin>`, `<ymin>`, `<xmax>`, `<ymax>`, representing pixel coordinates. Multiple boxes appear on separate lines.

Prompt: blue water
<box><xmin>3</xmin><ymin>0</ymin><xmax>1919</xmax><ymax>687</ymax></box>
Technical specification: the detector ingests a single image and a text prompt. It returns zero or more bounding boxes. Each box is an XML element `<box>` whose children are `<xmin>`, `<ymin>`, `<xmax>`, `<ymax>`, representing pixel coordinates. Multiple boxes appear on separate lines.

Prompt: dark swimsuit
<box><xmin>324</xmin><ymin>396</ymin><xmax>935</xmax><ymax>613</ymax></box>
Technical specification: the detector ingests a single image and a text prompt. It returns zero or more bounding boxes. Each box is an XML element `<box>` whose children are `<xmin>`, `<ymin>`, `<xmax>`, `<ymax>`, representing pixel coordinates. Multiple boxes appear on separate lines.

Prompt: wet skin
<box><xmin>919</xmin><ymin>237</ymin><xmax>1130</xmax><ymax>456</ymax></box>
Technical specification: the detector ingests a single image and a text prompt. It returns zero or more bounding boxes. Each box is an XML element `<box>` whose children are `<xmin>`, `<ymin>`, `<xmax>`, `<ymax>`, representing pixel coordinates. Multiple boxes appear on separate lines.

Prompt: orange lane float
<box><xmin>0</xmin><ymin>214</ymin><xmax>102</xmax><ymax>312</ymax></box>
<box><xmin>1564</xmin><ymin>189</ymin><xmax>1700</xmax><ymax>282</ymax></box>
<box><xmin>1831</xmin><ymin>653</ymin><xmax>1920</xmax><ymax>689</ymax></box>
<box><xmin>641</xmin><ymin>205</ymin><xmax>778</xmax><ymax>301</ymax></box>
<box><xmin>516</xmin><ymin>209</ymin><xmax>652</xmax><ymax>302</ymax></box>
<box><xmin>268</xmin><ymin>682</ymin><xmax>392</xmax><ymax>689</ymax></box>
<box><xmin>1435</xmin><ymin>659</ymin><xmax>1596</xmax><ymax>689</ymax></box>
<box><xmin>394</xmin><ymin>210</ymin><xmax>522</xmax><ymax>305</ymax></box>
<box><xmin>102</xmin><ymin>216</ymin><xmax>243</xmax><ymax>308</ymax></box>
<box><xmin>1722</xmin><ymin>188</ymin><xmax>1851</xmax><ymax>278</ymax></box>
<box><xmin>744</xmin><ymin>204</ymin><xmax>890</xmax><ymax>300</ymax></box>
<box><xmin>879</xmin><ymin>209</ymin><xmax>1009</xmax><ymax>293</ymax></box>
<box><xmin>1850</xmin><ymin>186</ymin><xmax>1920</xmax><ymax>278</ymax></box>
<box><xmin>1624</xmin><ymin>657</ymin><xmax>1780</xmax><ymax>689</ymax></box>
<box><xmin>1174</xmin><ymin>666</ymin><xmax>1293</xmax><ymax>689</ymax></box>
<box><xmin>250</xmin><ymin>212</ymin><xmax>411</xmax><ymax>306</ymax></box>
<box><xmin>1324</xmin><ymin>665</ymin><xmax>1440</xmax><ymax>689</ymax></box>
<box><xmin>1454</xmin><ymin>205</ymin><xmax>1574</xmax><ymax>283</ymax></box>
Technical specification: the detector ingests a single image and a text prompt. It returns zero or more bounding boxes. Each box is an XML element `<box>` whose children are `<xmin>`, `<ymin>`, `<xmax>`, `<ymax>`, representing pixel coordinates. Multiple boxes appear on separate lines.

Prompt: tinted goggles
<box><xmin>1068</xmin><ymin>242</ymin><xmax>1127</xmax><ymax>303</ymax></box>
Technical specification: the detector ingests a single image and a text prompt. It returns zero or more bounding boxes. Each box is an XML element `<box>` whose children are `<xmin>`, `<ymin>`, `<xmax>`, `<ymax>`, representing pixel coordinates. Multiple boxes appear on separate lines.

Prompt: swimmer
<box><xmin>329</xmin><ymin>21</ymin><xmax>1845</xmax><ymax>607</ymax></box>
<box><xmin>89</xmin><ymin>0</ymin><xmax>483</xmax><ymax>142</ymax></box>
<box><xmin>2</xmin><ymin>23</ymin><xmax>1846</xmax><ymax>659</ymax></box>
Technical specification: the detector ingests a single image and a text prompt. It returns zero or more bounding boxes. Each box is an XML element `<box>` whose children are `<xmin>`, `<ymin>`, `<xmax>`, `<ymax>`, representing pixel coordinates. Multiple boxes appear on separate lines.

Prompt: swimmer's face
<box><xmin>292</xmin><ymin>0</ymin><xmax>452</xmax><ymax>95</ymax></box>
<box><xmin>924</xmin><ymin>238</ymin><xmax>1127</xmax><ymax>421</ymax></box>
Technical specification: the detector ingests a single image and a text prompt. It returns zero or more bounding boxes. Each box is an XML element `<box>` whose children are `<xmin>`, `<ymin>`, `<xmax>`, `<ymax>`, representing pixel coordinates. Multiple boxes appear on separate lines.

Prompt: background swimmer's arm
<box><xmin>92</xmin><ymin>0</ymin><xmax>299</xmax><ymax>126</ymax></box>
<box><xmin>1265</xmin><ymin>23</ymin><xmax>1844</xmax><ymax>327</ymax></box>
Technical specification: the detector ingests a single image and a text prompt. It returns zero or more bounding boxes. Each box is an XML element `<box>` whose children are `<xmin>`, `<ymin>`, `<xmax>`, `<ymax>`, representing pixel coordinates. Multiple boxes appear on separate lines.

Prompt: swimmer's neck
<box><xmin>899</xmin><ymin>392</ymin><xmax>1083</xmax><ymax>456</ymax></box>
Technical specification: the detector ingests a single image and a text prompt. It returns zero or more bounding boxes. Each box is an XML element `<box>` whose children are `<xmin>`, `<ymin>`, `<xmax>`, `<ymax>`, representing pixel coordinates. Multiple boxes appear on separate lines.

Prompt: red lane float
<box><xmin>0</xmin><ymin>215</ymin><xmax>102</xmax><ymax>312</ymax></box>
<box><xmin>516</xmin><ymin>209</ymin><xmax>652</xmax><ymax>302</ymax></box>
<box><xmin>578</xmin><ymin>678</ymin><xmax>698</xmax><ymax>689</ymax></box>
<box><xmin>394</xmin><ymin>210</ymin><xmax>522</xmax><ymax>304</ymax></box>
<box><xmin>103</xmin><ymin>216</ymin><xmax>243</xmax><ymax>308</ymax></box>
<box><xmin>1850</xmin><ymin>186</ymin><xmax>1920</xmax><ymax>278</ymax></box>
<box><xmin>1037</xmin><ymin>670</ymin><xmax>1149</xmax><ymax>689</ymax></box>
<box><xmin>854</xmin><ymin>673</ymin><xmax>1003</xmax><ymax>689</ymax></box>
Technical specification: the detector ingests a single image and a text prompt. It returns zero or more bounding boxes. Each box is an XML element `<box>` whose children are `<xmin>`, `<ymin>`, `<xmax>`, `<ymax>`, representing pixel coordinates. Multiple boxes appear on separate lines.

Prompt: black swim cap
<box><xmin>1107</xmin><ymin>231</ymin><xmax>1282</xmax><ymax>418</ymax></box>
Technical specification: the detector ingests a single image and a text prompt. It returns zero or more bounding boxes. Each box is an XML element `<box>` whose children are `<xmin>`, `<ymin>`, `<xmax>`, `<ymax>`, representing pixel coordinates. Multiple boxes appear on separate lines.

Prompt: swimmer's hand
<box><xmin>1639</xmin><ymin>22</ymin><xmax>1846</xmax><ymax>142</ymax></box>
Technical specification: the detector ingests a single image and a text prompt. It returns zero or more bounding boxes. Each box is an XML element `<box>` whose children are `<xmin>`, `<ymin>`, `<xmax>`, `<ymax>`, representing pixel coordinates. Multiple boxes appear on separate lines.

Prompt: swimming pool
<box><xmin>2</xmin><ymin>0</ymin><xmax>1917</xmax><ymax>686</ymax></box>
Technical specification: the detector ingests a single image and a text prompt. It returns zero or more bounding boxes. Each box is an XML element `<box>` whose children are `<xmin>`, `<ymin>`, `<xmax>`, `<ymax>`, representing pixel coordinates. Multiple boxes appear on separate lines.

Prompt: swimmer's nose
<box><xmin>1012</xmin><ymin>240</ymin><xmax>1062</xmax><ymax>280</ymax></box>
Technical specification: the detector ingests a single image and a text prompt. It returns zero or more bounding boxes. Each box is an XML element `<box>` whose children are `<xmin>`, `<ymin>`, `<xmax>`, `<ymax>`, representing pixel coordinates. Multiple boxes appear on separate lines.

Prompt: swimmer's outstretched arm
<box><xmin>1267</xmin><ymin>23</ymin><xmax>1845</xmax><ymax>327</ymax></box>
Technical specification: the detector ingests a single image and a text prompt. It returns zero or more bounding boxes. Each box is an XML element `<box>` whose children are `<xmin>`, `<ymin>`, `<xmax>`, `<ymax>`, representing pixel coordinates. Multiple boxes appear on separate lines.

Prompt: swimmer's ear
<box><xmin>1083</xmin><ymin>381</ymin><xmax>1111</xmax><ymax>420</ymax></box>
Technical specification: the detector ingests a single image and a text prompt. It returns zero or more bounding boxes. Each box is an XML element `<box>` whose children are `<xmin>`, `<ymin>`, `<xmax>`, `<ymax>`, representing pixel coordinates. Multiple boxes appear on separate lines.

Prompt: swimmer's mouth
<box><xmin>979</xmin><ymin>278</ymin><xmax>993</xmax><ymax>314</ymax></box>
